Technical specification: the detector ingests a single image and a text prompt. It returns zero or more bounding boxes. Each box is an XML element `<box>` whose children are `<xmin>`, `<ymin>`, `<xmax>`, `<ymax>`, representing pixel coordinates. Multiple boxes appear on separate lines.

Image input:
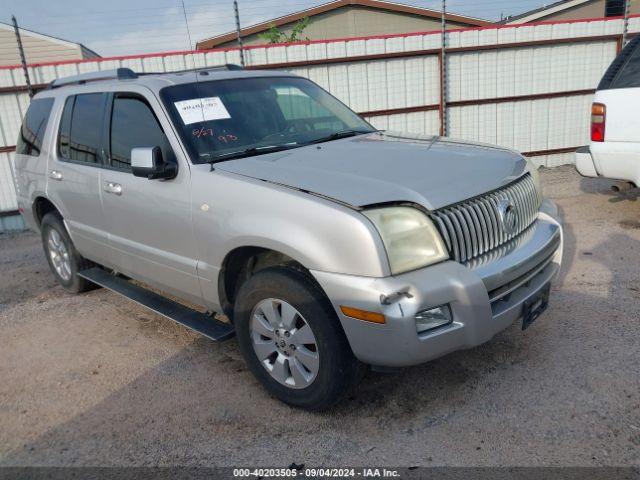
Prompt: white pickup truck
<box><xmin>576</xmin><ymin>36</ymin><xmax>640</xmax><ymax>190</ymax></box>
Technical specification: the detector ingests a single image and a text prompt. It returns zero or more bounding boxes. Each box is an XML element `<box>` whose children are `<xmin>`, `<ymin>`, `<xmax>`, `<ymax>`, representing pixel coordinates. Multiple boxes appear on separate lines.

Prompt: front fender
<box><xmin>191</xmin><ymin>168</ymin><xmax>390</xmax><ymax>309</ymax></box>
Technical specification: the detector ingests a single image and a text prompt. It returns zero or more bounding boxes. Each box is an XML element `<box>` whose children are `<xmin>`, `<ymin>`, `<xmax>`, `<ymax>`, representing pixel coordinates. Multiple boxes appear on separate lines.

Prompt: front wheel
<box><xmin>234</xmin><ymin>267</ymin><xmax>362</xmax><ymax>410</ymax></box>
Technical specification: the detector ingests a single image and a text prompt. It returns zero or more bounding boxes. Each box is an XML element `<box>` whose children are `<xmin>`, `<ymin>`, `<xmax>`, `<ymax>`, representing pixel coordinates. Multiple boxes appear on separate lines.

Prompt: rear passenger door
<box><xmin>46</xmin><ymin>93</ymin><xmax>111</xmax><ymax>265</ymax></box>
<box><xmin>100</xmin><ymin>91</ymin><xmax>201</xmax><ymax>303</ymax></box>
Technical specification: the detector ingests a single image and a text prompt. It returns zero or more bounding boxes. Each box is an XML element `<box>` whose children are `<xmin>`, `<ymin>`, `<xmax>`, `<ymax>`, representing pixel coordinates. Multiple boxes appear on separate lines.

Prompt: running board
<box><xmin>78</xmin><ymin>267</ymin><xmax>235</xmax><ymax>342</ymax></box>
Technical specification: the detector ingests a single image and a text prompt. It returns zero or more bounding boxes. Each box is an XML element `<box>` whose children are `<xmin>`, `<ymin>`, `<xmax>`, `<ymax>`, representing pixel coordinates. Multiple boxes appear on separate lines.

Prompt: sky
<box><xmin>2</xmin><ymin>0</ymin><xmax>549</xmax><ymax>57</ymax></box>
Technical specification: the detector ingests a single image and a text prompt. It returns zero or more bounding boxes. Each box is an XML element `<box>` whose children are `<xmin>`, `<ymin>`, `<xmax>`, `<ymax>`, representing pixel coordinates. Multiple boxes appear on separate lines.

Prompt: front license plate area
<box><xmin>522</xmin><ymin>283</ymin><xmax>550</xmax><ymax>330</ymax></box>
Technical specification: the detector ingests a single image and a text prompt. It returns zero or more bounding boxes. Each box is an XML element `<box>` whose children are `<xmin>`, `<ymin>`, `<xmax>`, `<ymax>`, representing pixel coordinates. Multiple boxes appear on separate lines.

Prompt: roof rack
<box><xmin>138</xmin><ymin>64</ymin><xmax>244</xmax><ymax>77</ymax></box>
<box><xmin>47</xmin><ymin>64</ymin><xmax>244</xmax><ymax>90</ymax></box>
<box><xmin>48</xmin><ymin>68</ymin><xmax>137</xmax><ymax>89</ymax></box>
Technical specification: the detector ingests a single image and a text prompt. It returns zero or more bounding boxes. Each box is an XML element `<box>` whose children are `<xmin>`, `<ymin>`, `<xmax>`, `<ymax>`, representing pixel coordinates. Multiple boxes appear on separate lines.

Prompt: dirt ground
<box><xmin>0</xmin><ymin>166</ymin><xmax>638</xmax><ymax>467</ymax></box>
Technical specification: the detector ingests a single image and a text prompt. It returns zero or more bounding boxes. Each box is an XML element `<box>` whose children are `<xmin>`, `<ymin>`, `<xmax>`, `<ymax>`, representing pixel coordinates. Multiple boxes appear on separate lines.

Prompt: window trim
<box><xmin>56</xmin><ymin>92</ymin><xmax>109</xmax><ymax>168</ymax></box>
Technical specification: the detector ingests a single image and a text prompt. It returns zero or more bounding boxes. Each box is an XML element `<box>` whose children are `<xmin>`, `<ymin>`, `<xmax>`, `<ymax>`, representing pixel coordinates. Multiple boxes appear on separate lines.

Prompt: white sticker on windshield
<box><xmin>174</xmin><ymin>97</ymin><xmax>231</xmax><ymax>125</ymax></box>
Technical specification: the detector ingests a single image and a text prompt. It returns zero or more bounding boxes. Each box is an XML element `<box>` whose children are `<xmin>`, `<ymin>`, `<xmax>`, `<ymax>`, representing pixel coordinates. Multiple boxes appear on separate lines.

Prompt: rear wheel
<box><xmin>234</xmin><ymin>267</ymin><xmax>362</xmax><ymax>410</ymax></box>
<box><xmin>41</xmin><ymin>213</ymin><xmax>95</xmax><ymax>293</ymax></box>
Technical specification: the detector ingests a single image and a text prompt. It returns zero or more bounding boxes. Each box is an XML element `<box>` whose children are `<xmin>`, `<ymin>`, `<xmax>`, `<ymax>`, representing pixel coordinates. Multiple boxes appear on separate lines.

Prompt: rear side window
<box><xmin>610</xmin><ymin>42</ymin><xmax>640</xmax><ymax>89</ymax></box>
<box><xmin>58</xmin><ymin>93</ymin><xmax>106</xmax><ymax>164</ymax></box>
<box><xmin>16</xmin><ymin>98</ymin><xmax>54</xmax><ymax>157</ymax></box>
<box><xmin>109</xmin><ymin>95</ymin><xmax>173</xmax><ymax>170</ymax></box>
<box><xmin>598</xmin><ymin>37</ymin><xmax>640</xmax><ymax>90</ymax></box>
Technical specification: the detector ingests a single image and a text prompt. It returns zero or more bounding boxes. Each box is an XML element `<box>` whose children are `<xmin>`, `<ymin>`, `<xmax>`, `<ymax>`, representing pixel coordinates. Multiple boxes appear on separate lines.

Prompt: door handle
<box><xmin>49</xmin><ymin>170</ymin><xmax>63</xmax><ymax>181</ymax></box>
<box><xmin>103</xmin><ymin>181</ymin><xmax>123</xmax><ymax>196</ymax></box>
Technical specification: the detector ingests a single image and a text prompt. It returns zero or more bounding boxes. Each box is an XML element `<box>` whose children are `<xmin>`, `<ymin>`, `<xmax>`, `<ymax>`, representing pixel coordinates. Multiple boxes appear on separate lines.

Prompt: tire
<box><xmin>41</xmin><ymin>212</ymin><xmax>95</xmax><ymax>293</ymax></box>
<box><xmin>234</xmin><ymin>266</ymin><xmax>362</xmax><ymax>410</ymax></box>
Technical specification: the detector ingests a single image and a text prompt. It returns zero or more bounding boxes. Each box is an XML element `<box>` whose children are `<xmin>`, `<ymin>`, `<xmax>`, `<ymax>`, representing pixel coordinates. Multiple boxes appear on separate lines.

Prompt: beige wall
<box><xmin>219</xmin><ymin>5</ymin><xmax>472</xmax><ymax>48</ymax></box>
<box><xmin>0</xmin><ymin>26</ymin><xmax>98</xmax><ymax>67</ymax></box>
<box><xmin>517</xmin><ymin>0</ymin><xmax>640</xmax><ymax>22</ymax></box>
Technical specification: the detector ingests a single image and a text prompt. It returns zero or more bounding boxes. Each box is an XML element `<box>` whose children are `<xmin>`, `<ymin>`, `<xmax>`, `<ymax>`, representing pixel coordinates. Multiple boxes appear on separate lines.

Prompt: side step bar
<box><xmin>79</xmin><ymin>267</ymin><xmax>235</xmax><ymax>342</ymax></box>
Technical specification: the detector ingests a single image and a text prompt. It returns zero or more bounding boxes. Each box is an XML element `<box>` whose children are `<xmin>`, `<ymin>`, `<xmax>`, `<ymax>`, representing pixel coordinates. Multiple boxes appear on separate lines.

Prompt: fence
<box><xmin>1</xmin><ymin>14</ymin><xmax>639</xmax><ymax>223</ymax></box>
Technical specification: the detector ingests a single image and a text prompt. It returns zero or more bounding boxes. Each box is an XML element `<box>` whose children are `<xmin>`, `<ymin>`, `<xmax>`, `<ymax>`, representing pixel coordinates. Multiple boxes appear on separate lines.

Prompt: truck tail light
<box><xmin>591</xmin><ymin>103</ymin><xmax>606</xmax><ymax>142</ymax></box>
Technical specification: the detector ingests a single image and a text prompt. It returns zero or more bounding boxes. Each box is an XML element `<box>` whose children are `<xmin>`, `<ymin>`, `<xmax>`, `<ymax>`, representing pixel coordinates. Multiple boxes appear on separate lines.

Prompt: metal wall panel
<box><xmin>0</xmin><ymin>17</ymin><xmax>638</xmax><ymax>213</ymax></box>
<box><xmin>0</xmin><ymin>151</ymin><xmax>17</xmax><ymax>212</ymax></box>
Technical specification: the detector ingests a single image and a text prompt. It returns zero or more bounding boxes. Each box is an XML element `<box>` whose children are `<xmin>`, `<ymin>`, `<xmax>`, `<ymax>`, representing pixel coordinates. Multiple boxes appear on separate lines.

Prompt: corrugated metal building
<box><xmin>0</xmin><ymin>22</ymin><xmax>99</xmax><ymax>67</ymax></box>
<box><xmin>196</xmin><ymin>0</ymin><xmax>491</xmax><ymax>49</ymax></box>
<box><xmin>1</xmin><ymin>15</ymin><xmax>638</xmax><ymax>233</ymax></box>
<box><xmin>505</xmin><ymin>0</ymin><xmax>640</xmax><ymax>24</ymax></box>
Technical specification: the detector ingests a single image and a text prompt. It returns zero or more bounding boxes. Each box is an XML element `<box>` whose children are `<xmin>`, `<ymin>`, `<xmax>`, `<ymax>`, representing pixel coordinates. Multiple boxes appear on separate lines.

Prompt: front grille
<box><xmin>430</xmin><ymin>174</ymin><xmax>540</xmax><ymax>263</ymax></box>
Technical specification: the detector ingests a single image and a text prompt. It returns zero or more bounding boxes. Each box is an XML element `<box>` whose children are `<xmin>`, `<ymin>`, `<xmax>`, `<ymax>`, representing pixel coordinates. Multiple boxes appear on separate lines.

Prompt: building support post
<box><xmin>234</xmin><ymin>0</ymin><xmax>245</xmax><ymax>67</ymax></box>
<box><xmin>622</xmin><ymin>0</ymin><xmax>631</xmax><ymax>48</ymax></box>
<box><xmin>11</xmin><ymin>15</ymin><xmax>33</xmax><ymax>99</ymax></box>
<box><xmin>439</xmin><ymin>0</ymin><xmax>447</xmax><ymax>137</ymax></box>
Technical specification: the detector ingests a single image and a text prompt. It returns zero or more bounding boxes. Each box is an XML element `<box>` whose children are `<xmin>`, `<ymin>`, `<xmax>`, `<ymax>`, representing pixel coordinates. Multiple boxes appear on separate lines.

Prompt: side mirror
<box><xmin>131</xmin><ymin>147</ymin><xmax>177</xmax><ymax>180</ymax></box>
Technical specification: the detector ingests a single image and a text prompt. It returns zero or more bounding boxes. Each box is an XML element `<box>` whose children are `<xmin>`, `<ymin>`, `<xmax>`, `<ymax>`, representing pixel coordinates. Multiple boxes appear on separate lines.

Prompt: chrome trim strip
<box><xmin>488</xmin><ymin>251</ymin><xmax>555</xmax><ymax>303</ymax></box>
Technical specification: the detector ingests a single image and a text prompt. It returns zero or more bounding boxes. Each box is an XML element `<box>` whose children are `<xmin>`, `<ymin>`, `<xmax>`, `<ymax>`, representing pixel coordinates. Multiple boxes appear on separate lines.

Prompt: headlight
<box><xmin>526</xmin><ymin>157</ymin><xmax>543</xmax><ymax>204</ymax></box>
<box><xmin>363</xmin><ymin>207</ymin><xmax>449</xmax><ymax>275</ymax></box>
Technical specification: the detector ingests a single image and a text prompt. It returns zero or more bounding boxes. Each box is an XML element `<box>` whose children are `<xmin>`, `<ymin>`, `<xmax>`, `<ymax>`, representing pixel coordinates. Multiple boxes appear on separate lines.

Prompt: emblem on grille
<box><xmin>497</xmin><ymin>198</ymin><xmax>518</xmax><ymax>235</ymax></box>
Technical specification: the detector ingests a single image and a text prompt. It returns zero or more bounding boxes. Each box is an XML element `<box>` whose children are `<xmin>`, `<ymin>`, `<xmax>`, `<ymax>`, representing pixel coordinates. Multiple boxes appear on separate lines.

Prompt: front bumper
<box><xmin>311</xmin><ymin>200</ymin><xmax>563</xmax><ymax>367</ymax></box>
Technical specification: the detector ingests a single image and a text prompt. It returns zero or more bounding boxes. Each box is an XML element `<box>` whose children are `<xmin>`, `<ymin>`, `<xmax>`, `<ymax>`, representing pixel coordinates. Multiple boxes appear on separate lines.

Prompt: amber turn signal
<box><xmin>340</xmin><ymin>306</ymin><xmax>386</xmax><ymax>324</ymax></box>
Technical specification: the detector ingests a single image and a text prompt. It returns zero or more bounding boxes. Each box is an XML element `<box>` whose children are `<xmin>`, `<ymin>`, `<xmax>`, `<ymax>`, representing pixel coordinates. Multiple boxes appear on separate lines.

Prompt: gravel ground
<box><xmin>0</xmin><ymin>166</ymin><xmax>638</xmax><ymax>467</ymax></box>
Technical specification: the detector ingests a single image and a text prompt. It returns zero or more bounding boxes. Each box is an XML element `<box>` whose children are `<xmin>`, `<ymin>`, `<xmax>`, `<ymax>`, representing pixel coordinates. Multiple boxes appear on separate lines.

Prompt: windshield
<box><xmin>160</xmin><ymin>76</ymin><xmax>375</xmax><ymax>164</ymax></box>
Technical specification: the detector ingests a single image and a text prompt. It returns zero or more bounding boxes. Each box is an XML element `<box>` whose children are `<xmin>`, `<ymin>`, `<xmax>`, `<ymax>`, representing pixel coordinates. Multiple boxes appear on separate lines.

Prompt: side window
<box><xmin>109</xmin><ymin>95</ymin><xmax>172</xmax><ymax>170</ymax></box>
<box><xmin>58</xmin><ymin>93</ymin><xmax>106</xmax><ymax>164</ymax></box>
<box><xmin>58</xmin><ymin>96</ymin><xmax>74</xmax><ymax>159</ymax></box>
<box><xmin>16</xmin><ymin>98</ymin><xmax>54</xmax><ymax>157</ymax></box>
<box><xmin>611</xmin><ymin>42</ymin><xmax>640</xmax><ymax>89</ymax></box>
<box><xmin>274</xmin><ymin>86</ymin><xmax>343</xmax><ymax>131</ymax></box>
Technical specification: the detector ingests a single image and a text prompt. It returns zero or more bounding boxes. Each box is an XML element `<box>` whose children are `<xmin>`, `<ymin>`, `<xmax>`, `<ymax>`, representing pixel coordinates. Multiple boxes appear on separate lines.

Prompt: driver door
<box><xmin>100</xmin><ymin>91</ymin><xmax>202</xmax><ymax>304</ymax></box>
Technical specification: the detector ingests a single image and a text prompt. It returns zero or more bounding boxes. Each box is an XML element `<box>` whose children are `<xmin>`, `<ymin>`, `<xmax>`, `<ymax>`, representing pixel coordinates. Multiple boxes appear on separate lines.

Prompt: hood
<box><xmin>215</xmin><ymin>132</ymin><xmax>528</xmax><ymax>211</ymax></box>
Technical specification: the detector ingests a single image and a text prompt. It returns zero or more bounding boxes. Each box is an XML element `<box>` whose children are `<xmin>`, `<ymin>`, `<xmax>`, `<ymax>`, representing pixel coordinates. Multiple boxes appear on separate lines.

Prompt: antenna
<box><xmin>181</xmin><ymin>0</ymin><xmax>194</xmax><ymax>52</ymax></box>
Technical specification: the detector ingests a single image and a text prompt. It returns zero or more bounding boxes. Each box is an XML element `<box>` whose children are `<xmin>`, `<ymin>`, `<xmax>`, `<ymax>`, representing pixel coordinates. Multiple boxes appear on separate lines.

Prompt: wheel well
<box><xmin>218</xmin><ymin>247</ymin><xmax>309</xmax><ymax>321</ymax></box>
<box><xmin>32</xmin><ymin>197</ymin><xmax>60</xmax><ymax>227</ymax></box>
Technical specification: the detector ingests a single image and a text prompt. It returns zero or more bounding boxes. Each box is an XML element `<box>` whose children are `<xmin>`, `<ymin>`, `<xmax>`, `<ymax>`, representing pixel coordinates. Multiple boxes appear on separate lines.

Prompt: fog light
<box><xmin>415</xmin><ymin>305</ymin><xmax>452</xmax><ymax>333</ymax></box>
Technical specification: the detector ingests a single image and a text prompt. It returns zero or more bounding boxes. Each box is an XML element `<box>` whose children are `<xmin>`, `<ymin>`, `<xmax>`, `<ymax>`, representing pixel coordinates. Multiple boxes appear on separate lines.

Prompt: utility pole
<box><xmin>440</xmin><ymin>0</ymin><xmax>447</xmax><ymax>136</ymax></box>
<box><xmin>622</xmin><ymin>0</ymin><xmax>631</xmax><ymax>48</ymax></box>
<box><xmin>234</xmin><ymin>0</ymin><xmax>245</xmax><ymax>67</ymax></box>
<box><xmin>11</xmin><ymin>15</ymin><xmax>33</xmax><ymax>99</ymax></box>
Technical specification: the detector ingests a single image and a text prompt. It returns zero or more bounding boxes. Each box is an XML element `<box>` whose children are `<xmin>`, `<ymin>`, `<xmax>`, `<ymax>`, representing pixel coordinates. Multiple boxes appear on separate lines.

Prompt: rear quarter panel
<box><xmin>12</xmin><ymin>93</ymin><xmax>60</xmax><ymax>231</ymax></box>
<box><xmin>591</xmin><ymin>89</ymin><xmax>640</xmax><ymax>184</ymax></box>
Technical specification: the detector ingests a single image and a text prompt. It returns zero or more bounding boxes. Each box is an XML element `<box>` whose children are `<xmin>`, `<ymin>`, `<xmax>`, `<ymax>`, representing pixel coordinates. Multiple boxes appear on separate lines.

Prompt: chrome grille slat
<box><xmin>439</xmin><ymin>213</ymin><xmax>461</xmax><ymax>262</ymax></box>
<box><xmin>477</xmin><ymin>200</ymin><xmax>495</xmax><ymax>251</ymax></box>
<box><xmin>459</xmin><ymin>206</ymin><xmax>479</xmax><ymax>259</ymax></box>
<box><xmin>430</xmin><ymin>174</ymin><xmax>540</xmax><ymax>264</ymax></box>
<box><xmin>488</xmin><ymin>194</ymin><xmax>505</xmax><ymax>244</ymax></box>
<box><xmin>450</xmin><ymin>209</ymin><xmax>471</xmax><ymax>262</ymax></box>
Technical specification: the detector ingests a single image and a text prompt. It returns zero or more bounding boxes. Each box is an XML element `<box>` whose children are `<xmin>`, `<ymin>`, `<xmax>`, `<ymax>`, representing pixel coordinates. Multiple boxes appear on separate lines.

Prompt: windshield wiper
<box><xmin>306</xmin><ymin>129</ymin><xmax>373</xmax><ymax>145</ymax></box>
<box><xmin>205</xmin><ymin>143</ymin><xmax>299</xmax><ymax>166</ymax></box>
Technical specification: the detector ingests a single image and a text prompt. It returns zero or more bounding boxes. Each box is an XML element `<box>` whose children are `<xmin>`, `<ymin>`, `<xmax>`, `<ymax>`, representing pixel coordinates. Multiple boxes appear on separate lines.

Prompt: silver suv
<box><xmin>13</xmin><ymin>66</ymin><xmax>563</xmax><ymax>410</ymax></box>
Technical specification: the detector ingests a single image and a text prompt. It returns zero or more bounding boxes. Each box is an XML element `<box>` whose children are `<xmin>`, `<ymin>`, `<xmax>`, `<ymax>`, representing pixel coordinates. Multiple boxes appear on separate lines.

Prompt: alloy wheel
<box><xmin>250</xmin><ymin>298</ymin><xmax>319</xmax><ymax>389</ymax></box>
<box><xmin>47</xmin><ymin>228</ymin><xmax>72</xmax><ymax>281</ymax></box>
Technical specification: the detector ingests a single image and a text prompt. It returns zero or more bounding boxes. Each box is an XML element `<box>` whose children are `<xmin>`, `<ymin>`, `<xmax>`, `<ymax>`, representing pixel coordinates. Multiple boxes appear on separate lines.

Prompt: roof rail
<box><xmin>47</xmin><ymin>64</ymin><xmax>244</xmax><ymax>90</ymax></box>
<box><xmin>138</xmin><ymin>64</ymin><xmax>245</xmax><ymax>77</ymax></box>
<box><xmin>48</xmin><ymin>68</ymin><xmax>138</xmax><ymax>89</ymax></box>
